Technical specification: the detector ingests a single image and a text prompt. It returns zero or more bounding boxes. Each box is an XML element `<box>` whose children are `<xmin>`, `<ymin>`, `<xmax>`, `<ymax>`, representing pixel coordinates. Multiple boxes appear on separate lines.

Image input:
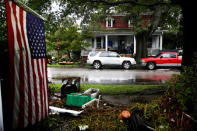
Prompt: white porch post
<box><xmin>94</xmin><ymin>37</ymin><xmax>97</xmax><ymax>51</ymax></box>
<box><xmin>134</xmin><ymin>35</ymin><xmax>136</xmax><ymax>54</ymax></box>
<box><xmin>105</xmin><ymin>35</ymin><xmax>108</xmax><ymax>51</ymax></box>
<box><xmin>101</xmin><ymin>36</ymin><xmax>104</xmax><ymax>49</ymax></box>
<box><xmin>160</xmin><ymin>34</ymin><xmax>163</xmax><ymax>50</ymax></box>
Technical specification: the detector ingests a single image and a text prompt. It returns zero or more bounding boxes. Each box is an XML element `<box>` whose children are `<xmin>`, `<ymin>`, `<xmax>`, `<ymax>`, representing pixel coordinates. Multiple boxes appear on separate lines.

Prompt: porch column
<box><xmin>160</xmin><ymin>34</ymin><xmax>163</xmax><ymax>50</ymax></box>
<box><xmin>105</xmin><ymin>35</ymin><xmax>108</xmax><ymax>51</ymax></box>
<box><xmin>101</xmin><ymin>36</ymin><xmax>104</xmax><ymax>49</ymax></box>
<box><xmin>134</xmin><ymin>35</ymin><xmax>136</xmax><ymax>54</ymax></box>
<box><xmin>94</xmin><ymin>37</ymin><xmax>97</xmax><ymax>51</ymax></box>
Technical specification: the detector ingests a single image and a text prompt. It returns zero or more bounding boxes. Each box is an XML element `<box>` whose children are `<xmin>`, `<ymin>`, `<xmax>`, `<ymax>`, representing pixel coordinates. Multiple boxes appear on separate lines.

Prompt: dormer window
<box><xmin>106</xmin><ymin>17</ymin><xmax>114</xmax><ymax>27</ymax></box>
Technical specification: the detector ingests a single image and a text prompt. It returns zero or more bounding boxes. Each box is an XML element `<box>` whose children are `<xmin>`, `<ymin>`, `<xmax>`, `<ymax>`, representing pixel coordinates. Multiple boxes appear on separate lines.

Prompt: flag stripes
<box><xmin>5</xmin><ymin>0</ymin><xmax>49</xmax><ymax>129</ymax></box>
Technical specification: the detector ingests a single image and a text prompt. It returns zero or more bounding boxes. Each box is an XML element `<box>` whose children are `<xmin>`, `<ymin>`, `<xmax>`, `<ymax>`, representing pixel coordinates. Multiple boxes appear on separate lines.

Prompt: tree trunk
<box><xmin>181</xmin><ymin>1</ymin><xmax>197</xmax><ymax>66</ymax></box>
<box><xmin>136</xmin><ymin>31</ymin><xmax>149</xmax><ymax>64</ymax></box>
<box><xmin>67</xmin><ymin>50</ymin><xmax>71</xmax><ymax>59</ymax></box>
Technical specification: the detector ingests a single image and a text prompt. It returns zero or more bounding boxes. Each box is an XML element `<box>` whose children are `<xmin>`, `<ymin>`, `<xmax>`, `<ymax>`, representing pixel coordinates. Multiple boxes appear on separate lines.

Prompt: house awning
<box><xmin>91</xmin><ymin>29</ymin><xmax>134</xmax><ymax>36</ymax></box>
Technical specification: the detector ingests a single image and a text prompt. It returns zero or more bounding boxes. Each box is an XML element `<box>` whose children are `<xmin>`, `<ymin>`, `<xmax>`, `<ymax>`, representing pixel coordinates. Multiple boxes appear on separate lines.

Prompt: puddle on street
<box><xmin>48</xmin><ymin>67</ymin><xmax>179</xmax><ymax>85</ymax></box>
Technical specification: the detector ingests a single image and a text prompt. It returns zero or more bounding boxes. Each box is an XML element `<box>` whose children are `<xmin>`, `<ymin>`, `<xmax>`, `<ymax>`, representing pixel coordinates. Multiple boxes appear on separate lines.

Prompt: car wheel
<box><xmin>122</xmin><ymin>61</ymin><xmax>131</xmax><ymax>69</ymax></box>
<box><xmin>147</xmin><ymin>62</ymin><xmax>155</xmax><ymax>70</ymax></box>
<box><xmin>93</xmin><ymin>61</ymin><xmax>101</xmax><ymax>69</ymax></box>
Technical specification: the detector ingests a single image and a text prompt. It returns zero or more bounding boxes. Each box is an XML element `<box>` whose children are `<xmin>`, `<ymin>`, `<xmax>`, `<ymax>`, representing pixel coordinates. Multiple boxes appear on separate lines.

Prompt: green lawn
<box><xmin>47</xmin><ymin>64</ymin><xmax>92</xmax><ymax>68</ymax></box>
<box><xmin>47</xmin><ymin>64</ymin><xmax>79</xmax><ymax>67</ymax></box>
<box><xmin>49</xmin><ymin>84</ymin><xmax>164</xmax><ymax>95</ymax></box>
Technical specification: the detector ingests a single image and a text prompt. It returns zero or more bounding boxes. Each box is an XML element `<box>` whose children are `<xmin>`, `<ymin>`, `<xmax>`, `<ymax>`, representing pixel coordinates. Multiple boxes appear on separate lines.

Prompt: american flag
<box><xmin>5</xmin><ymin>0</ymin><xmax>49</xmax><ymax>129</ymax></box>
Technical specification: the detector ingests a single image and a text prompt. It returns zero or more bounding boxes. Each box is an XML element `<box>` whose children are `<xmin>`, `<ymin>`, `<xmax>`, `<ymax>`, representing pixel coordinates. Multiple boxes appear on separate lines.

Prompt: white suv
<box><xmin>87</xmin><ymin>51</ymin><xmax>136</xmax><ymax>69</ymax></box>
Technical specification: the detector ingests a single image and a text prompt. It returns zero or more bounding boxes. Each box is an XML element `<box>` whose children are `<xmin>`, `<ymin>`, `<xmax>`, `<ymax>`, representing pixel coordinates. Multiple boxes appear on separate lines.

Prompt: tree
<box><xmin>0</xmin><ymin>0</ymin><xmax>9</xmax><ymax>79</ymax></box>
<box><xmin>180</xmin><ymin>1</ymin><xmax>197</xmax><ymax>66</ymax></box>
<box><xmin>46</xmin><ymin>23</ymin><xmax>92</xmax><ymax>61</ymax></box>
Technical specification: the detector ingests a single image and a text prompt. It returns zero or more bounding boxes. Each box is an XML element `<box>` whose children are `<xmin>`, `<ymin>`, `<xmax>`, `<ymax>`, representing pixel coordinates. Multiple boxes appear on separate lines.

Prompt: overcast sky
<box><xmin>50</xmin><ymin>1</ymin><xmax>82</xmax><ymax>26</ymax></box>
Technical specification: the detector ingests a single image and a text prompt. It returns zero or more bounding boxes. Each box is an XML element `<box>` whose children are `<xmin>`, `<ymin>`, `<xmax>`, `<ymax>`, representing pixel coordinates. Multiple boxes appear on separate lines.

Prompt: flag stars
<box><xmin>27</xmin><ymin>13</ymin><xmax>46</xmax><ymax>59</ymax></box>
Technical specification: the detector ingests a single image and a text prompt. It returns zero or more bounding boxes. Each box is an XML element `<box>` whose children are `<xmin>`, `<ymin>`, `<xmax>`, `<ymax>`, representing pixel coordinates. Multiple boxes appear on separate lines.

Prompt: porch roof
<box><xmin>91</xmin><ymin>29</ymin><xmax>134</xmax><ymax>36</ymax></box>
<box><xmin>91</xmin><ymin>29</ymin><xmax>167</xmax><ymax>36</ymax></box>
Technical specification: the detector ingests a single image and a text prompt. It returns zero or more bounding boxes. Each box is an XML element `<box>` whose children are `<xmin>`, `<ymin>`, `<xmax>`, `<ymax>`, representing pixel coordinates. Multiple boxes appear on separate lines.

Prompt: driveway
<box><xmin>48</xmin><ymin>67</ymin><xmax>180</xmax><ymax>85</ymax></box>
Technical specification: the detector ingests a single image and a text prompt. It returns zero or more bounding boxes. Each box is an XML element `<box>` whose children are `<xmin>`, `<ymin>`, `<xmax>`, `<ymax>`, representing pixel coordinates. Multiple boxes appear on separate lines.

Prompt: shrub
<box><xmin>168</xmin><ymin>66</ymin><xmax>197</xmax><ymax>119</ymax></box>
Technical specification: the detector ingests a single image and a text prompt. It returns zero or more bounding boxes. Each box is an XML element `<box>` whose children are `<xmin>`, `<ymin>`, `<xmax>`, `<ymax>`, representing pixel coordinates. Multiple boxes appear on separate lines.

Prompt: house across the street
<box><xmin>81</xmin><ymin>13</ymin><xmax>166</xmax><ymax>57</ymax></box>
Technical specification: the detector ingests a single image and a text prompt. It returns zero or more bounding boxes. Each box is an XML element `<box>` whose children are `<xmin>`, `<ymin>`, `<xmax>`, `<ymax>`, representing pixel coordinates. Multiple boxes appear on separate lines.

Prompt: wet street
<box><xmin>48</xmin><ymin>67</ymin><xmax>180</xmax><ymax>85</ymax></box>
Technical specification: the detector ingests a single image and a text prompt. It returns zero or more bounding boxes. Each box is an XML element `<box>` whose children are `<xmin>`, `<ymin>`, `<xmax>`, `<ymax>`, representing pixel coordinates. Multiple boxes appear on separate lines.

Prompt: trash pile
<box><xmin>49</xmin><ymin>78</ymin><xmax>100</xmax><ymax>117</ymax></box>
<box><xmin>49</xmin><ymin>78</ymin><xmax>154</xmax><ymax>131</ymax></box>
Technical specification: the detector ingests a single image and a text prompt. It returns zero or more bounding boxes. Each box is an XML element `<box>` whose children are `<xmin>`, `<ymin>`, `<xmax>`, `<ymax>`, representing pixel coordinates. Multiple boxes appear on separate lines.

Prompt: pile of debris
<box><xmin>49</xmin><ymin>78</ymin><xmax>100</xmax><ymax>117</ymax></box>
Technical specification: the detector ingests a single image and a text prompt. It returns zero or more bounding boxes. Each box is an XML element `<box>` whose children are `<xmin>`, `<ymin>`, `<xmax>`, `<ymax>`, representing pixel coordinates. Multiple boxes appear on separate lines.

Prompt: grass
<box><xmin>47</xmin><ymin>64</ymin><xmax>79</xmax><ymax>67</ymax></box>
<box><xmin>49</xmin><ymin>84</ymin><xmax>164</xmax><ymax>95</ymax></box>
<box><xmin>80</xmin><ymin>84</ymin><xmax>164</xmax><ymax>94</ymax></box>
<box><xmin>47</xmin><ymin>64</ymin><xmax>92</xmax><ymax>68</ymax></box>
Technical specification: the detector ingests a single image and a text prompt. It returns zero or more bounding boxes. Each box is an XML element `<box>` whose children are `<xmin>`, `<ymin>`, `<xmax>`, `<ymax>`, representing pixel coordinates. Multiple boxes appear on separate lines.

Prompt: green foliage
<box><xmin>167</xmin><ymin>62</ymin><xmax>197</xmax><ymax>119</ymax></box>
<box><xmin>49</xmin><ymin>84</ymin><xmax>62</xmax><ymax>94</ymax></box>
<box><xmin>47</xmin><ymin>64</ymin><xmax>79</xmax><ymax>67</ymax></box>
<box><xmin>129</xmin><ymin>101</ymin><xmax>170</xmax><ymax>130</ymax></box>
<box><xmin>26</xmin><ymin>0</ymin><xmax>52</xmax><ymax>14</ymax></box>
<box><xmin>0</xmin><ymin>3</ymin><xmax>7</xmax><ymax>43</ymax></box>
<box><xmin>46</xmin><ymin>24</ymin><xmax>92</xmax><ymax>61</ymax></box>
<box><xmin>163</xmin><ymin>32</ymin><xmax>183</xmax><ymax>49</ymax></box>
<box><xmin>159</xmin><ymin>5</ymin><xmax>181</xmax><ymax>32</ymax></box>
<box><xmin>0</xmin><ymin>2</ymin><xmax>9</xmax><ymax>79</ymax></box>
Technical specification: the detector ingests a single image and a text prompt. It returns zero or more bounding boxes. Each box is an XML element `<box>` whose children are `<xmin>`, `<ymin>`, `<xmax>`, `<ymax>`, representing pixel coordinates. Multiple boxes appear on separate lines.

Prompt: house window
<box><xmin>106</xmin><ymin>18</ymin><xmax>114</xmax><ymax>27</ymax></box>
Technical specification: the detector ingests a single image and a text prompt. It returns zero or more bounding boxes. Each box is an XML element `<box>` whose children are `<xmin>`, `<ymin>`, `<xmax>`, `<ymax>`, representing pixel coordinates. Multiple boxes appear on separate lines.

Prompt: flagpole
<box><xmin>10</xmin><ymin>0</ymin><xmax>46</xmax><ymax>21</ymax></box>
<box><xmin>0</xmin><ymin>79</ymin><xmax>4</xmax><ymax>131</ymax></box>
